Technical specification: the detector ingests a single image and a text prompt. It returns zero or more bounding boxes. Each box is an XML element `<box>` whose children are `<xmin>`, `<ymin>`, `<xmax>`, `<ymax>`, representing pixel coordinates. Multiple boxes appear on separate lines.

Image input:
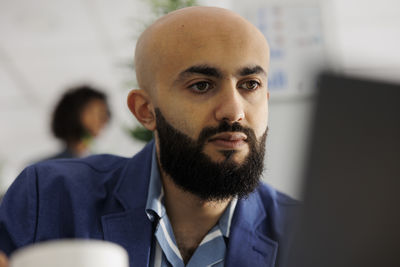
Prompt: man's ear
<box><xmin>127</xmin><ymin>89</ymin><xmax>156</xmax><ymax>131</ymax></box>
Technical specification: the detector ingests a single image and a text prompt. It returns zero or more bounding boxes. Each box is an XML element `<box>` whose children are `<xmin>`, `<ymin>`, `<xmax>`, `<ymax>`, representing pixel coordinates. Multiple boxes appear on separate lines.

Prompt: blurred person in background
<box><xmin>0</xmin><ymin>85</ymin><xmax>111</xmax><ymax>204</ymax></box>
<box><xmin>45</xmin><ymin>85</ymin><xmax>111</xmax><ymax>160</ymax></box>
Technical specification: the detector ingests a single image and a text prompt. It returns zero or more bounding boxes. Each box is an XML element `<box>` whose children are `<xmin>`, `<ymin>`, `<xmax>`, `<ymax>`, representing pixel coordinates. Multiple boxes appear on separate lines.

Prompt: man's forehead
<box><xmin>150</xmin><ymin>20</ymin><xmax>269</xmax><ymax>73</ymax></box>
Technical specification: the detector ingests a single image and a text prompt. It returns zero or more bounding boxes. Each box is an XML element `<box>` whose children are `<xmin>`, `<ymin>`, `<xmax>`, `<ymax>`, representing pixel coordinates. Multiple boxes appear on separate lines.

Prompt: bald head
<box><xmin>134</xmin><ymin>6</ymin><xmax>270</xmax><ymax>99</ymax></box>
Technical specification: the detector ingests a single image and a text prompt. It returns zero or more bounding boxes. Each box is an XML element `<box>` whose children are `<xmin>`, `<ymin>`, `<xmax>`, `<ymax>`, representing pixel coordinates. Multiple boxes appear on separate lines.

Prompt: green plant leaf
<box><xmin>126</xmin><ymin>125</ymin><xmax>154</xmax><ymax>143</ymax></box>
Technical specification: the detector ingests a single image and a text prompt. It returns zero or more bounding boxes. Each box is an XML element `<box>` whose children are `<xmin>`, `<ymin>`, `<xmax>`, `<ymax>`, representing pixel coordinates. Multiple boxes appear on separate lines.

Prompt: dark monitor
<box><xmin>287</xmin><ymin>72</ymin><xmax>400</xmax><ymax>267</ymax></box>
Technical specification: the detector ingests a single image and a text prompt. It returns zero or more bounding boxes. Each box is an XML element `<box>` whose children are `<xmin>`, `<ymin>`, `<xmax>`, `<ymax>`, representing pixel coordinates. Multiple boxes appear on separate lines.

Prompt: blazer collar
<box><xmin>114</xmin><ymin>140</ymin><xmax>155</xmax><ymax>211</ymax></box>
<box><xmin>226</xmin><ymin>189</ymin><xmax>279</xmax><ymax>267</ymax></box>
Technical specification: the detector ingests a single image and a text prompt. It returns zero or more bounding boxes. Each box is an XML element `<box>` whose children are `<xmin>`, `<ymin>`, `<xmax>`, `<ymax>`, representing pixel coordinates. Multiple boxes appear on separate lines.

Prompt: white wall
<box><xmin>323</xmin><ymin>0</ymin><xmax>400</xmax><ymax>82</ymax></box>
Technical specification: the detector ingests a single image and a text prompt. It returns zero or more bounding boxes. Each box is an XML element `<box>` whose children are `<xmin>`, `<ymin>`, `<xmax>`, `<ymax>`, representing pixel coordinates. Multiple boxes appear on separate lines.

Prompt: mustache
<box><xmin>197</xmin><ymin>120</ymin><xmax>257</xmax><ymax>146</ymax></box>
<box><xmin>154</xmin><ymin>108</ymin><xmax>259</xmax><ymax>148</ymax></box>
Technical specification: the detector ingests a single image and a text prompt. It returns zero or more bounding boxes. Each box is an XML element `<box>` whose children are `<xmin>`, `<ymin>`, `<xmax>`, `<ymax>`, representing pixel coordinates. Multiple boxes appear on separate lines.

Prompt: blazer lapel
<box><xmin>225</xmin><ymin>191</ymin><xmax>278</xmax><ymax>267</ymax></box>
<box><xmin>102</xmin><ymin>141</ymin><xmax>155</xmax><ymax>267</ymax></box>
<box><xmin>102</xmin><ymin>209</ymin><xmax>153</xmax><ymax>267</ymax></box>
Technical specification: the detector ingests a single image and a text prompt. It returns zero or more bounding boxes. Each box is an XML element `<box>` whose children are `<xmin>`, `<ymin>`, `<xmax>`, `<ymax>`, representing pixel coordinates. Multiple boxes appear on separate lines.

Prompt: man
<box><xmin>0</xmin><ymin>6</ymin><xmax>299</xmax><ymax>267</ymax></box>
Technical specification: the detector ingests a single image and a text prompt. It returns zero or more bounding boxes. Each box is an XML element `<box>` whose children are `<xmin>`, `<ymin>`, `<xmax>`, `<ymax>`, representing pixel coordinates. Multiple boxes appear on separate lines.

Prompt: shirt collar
<box><xmin>218</xmin><ymin>197</ymin><xmax>237</xmax><ymax>237</ymax></box>
<box><xmin>145</xmin><ymin>145</ymin><xmax>238</xmax><ymax>238</ymax></box>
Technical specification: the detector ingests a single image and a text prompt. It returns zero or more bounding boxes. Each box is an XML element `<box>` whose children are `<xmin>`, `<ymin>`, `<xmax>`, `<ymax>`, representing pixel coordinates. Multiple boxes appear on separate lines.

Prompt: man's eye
<box><xmin>239</xmin><ymin>80</ymin><xmax>260</xmax><ymax>91</ymax></box>
<box><xmin>189</xmin><ymin>81</ymin><xmax>212</xmax><ymax>93</ymax></box>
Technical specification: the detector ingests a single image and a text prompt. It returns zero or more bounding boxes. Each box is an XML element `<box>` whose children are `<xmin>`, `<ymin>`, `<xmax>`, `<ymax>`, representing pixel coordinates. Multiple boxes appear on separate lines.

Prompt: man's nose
<box><xmin>214</xmin><ymin>85</ymin><xmax>245</xmax><ymax>123</ymax></box>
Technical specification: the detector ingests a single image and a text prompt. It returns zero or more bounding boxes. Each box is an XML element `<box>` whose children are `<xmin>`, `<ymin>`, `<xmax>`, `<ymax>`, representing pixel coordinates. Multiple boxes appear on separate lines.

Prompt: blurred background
<box><xmin>0</xmin><ymin>0</ymin><xmax>399</xmax><ymax>199</ymax></box>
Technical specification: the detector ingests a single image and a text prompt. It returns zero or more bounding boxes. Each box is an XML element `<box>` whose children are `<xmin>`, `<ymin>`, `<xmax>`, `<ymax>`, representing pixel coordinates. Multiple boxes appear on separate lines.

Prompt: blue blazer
<box><xmin>0</xmin><ymin>141</ymin><xmax>299</xmax><ymax>267</ymax></box>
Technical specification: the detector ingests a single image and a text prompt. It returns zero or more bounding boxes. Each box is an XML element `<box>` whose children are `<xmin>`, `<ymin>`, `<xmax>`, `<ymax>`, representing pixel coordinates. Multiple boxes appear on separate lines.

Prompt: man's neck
<box><xmin>160</xmin><ymin>171</ymin><xmax>231</xmax><ymax>264</ymax></box>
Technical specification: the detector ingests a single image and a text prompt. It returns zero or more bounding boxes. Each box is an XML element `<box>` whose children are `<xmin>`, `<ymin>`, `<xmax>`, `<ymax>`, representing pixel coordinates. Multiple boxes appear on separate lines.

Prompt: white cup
<box><xmin>9</xmin><ymin>239</ymin><xmax>129</xmax><ymax>267</ymax></box>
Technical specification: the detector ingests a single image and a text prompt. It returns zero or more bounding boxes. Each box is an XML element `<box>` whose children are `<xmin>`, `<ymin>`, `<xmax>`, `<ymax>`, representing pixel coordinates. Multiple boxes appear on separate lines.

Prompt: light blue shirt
<box><xmin>145</xmin><ymin>146</ymin><xmax>237</xmax><ymax>267</ymax></box>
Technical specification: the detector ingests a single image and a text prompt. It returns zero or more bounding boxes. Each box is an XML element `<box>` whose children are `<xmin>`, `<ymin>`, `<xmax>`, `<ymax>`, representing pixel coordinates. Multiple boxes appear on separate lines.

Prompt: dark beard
<box><xmin>155</xmin><ymin>108</ymin><xmax>267</xmax><ymax>201</ymax></box>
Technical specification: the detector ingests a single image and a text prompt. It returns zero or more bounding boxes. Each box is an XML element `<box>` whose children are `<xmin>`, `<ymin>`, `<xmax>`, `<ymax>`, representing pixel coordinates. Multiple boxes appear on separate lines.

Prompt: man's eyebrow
<box><xmin>177</xmin><ymin>65</ymin><xmax>222</xmax><ymax>79</ymax></box>
<box><xmin>238</xmin><ymin>65</ymin><xmax>267</xmax><ymax>77</ymax></box>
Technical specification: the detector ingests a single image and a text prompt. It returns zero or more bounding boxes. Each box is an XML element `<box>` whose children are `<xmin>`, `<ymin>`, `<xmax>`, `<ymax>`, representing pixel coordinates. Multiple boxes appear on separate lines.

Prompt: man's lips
<box><xmin>207</xmin><ymin>132</ymin><xmax>247</xmax><ymax>149</ymax></box>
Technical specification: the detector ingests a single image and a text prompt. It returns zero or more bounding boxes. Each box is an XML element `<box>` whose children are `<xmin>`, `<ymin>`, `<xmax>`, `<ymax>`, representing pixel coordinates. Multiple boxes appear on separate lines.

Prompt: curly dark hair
<box><xmin>51</xmin><ymin>85</ymin><xmax>110</xmax><ymax>144</ymax></box>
